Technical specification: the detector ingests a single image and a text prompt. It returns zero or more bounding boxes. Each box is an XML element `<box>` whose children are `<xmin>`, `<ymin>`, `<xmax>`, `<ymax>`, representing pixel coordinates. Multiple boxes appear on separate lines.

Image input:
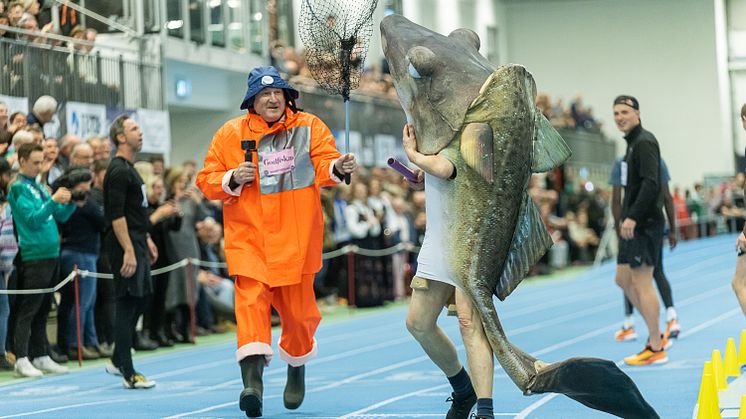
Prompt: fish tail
<box><xmin>471</xmin><ymin>289</ymin><xmax>540</xmax><ymax>393</ymax></box>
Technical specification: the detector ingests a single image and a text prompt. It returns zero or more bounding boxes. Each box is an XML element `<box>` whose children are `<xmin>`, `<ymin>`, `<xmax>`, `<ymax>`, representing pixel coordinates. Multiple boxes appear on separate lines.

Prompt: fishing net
<box><xmin>298</xmin><ymin>0</ymin><xmax>378</xmax><ymax>101</ymax></box>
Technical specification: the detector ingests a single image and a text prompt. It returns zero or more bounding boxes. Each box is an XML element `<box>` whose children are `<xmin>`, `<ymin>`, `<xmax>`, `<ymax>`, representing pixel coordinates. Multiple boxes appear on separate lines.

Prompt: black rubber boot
<box><xmin>239</xmin><ymin>355</ymin><xmax>264</xmax><ymax>417</ymax></box>
<box><xmin>283</xmin><ymin>365</ymin><xmax>305</xmax><ymax>410</ymax></box>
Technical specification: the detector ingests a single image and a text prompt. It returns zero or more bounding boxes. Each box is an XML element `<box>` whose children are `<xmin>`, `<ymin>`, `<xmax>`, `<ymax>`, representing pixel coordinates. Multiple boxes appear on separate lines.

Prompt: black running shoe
<box><xmin>446</xmin><ymin>390</ymin><xmax>477</xmax><ymax>419</ymax></box>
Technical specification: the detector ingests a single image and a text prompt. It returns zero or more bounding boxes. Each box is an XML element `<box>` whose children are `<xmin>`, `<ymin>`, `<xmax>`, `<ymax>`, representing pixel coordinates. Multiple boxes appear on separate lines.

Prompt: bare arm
<box><xmin>402</xmin><ymin>123</ymin><xmax>454</xmax><ymax>180</ymax></box>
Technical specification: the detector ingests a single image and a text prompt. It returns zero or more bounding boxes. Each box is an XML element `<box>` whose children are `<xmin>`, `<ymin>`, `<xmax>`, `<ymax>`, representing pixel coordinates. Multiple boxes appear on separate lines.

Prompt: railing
<box><xmin>0</xmin><ymin>34</ymin><xmax>162</xmax><ymax>111</ymax></box>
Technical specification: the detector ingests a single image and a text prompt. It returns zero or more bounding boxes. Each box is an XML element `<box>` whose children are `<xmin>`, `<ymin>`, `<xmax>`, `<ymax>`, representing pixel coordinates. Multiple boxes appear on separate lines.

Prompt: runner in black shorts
<box><xmin>611</xmin><ymin>95</ymin><xmax>669</xmax><ymax>366</ymax></box>
<box><xmin>609</xmin><ymin>157</ymin><xmax>680</xmax><ymax>341</ymax></box>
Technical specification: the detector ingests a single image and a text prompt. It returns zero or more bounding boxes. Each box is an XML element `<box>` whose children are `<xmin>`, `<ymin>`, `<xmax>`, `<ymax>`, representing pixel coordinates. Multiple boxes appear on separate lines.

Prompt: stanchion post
<box><xmin>73</xmin><ymin>265</ymin><xmax>82</xmax><ymax>367</ymax></box>
<box><xmin>347</xmin><ymin>248</ymin><xmax>356</xmax><ymax>307</ymax></box>
<box><xmin>185</xmin><ymin>260</ymin><xmax>196</xmax><ymax>344</ymax></box>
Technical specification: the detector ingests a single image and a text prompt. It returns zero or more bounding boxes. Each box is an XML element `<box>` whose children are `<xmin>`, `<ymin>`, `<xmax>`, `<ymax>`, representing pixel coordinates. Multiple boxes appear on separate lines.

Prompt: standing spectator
<box><xmin>7</xmin><ymin>1</ymin><xmax>23</xmax><ymax>27</ymax></box>
<box><xmin>144</xmin><ymin>174</ymin><xmax>180</xmax><ymax>347</ymax></box>
<box><xmin>8</xmin><ymin>143</ymin><xmax>74</xmax><ymax>377</ymax></box>
<box><xmin>345</xmin><ymin>182</ymin><xmax>383</xmax><ymax>307</ymax></box>
<box><xmin>150</xmin><ymin>156</ymin><xmax>165</xmax><ymax>177</ymax></box>
<box><xmin>92</xmin><ymin>159</ymin><xmax>116</xmax><ymax>355</ymax></box>
<box><xmin>0</xmin><ymin>102</ymin><xmax>8</xmax><ymax>131</ymax></box>
<box><xmin>26</xmin><ymin>95</ymin><xmax>57</xmax><ymax>132</ymax></box>
<box><xmin>57</xmin><ymin>134</ymin><xmax>82</xmax><ymax>170</ymax></box>
<box><xmin>611</xmin><ymin>96</ymin><xmax>668</xmax><ymax>366</ymax></box>
<box><xmin>41</xmin><ymin>137</ymin><xmax>62</xmax><ymax>185</ymax></box>
<box><xmin>69</xmin><ymin>142</ymin><xmax>94</xmax><ymax>169</ymax></box>
<box><xmin>0</xmin><ymin>158</ymin><xmax>16</xmax><ymax>371</ymax></box>
<box><xmin>8</xmin><ymin>112</ymin><xmax>26</xmax><ymax>135</ymax></box>
<box><xmin>55</xmin><ymin>167</ymin><xmax>107</xmax><ymax>359</ymax></box>
<box><xmin>103</xmin><ymin>115</ymin><xmax>158</xmax><ymax>389</ymax></box>
<box><xmin>164</xmin><ymin>167</ymin><xmax>207</xmax><ymax>343</ymax></box>
<box><xmin>196</xmin><ymin>66</ymin><xmax>356</xmax><ymax>417</ymax></box>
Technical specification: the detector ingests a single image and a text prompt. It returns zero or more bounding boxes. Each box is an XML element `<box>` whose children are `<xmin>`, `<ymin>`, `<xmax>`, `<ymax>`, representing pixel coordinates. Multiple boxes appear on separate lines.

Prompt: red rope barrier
<box><xmin>73</xmin><ymin>265</ymin><xmax>82</xmax><ymax>367</ymax></box>
<box><xmin>186</xmin><ymin>260</ymin><xmax>196</xmax><ymax>344</ymax></box>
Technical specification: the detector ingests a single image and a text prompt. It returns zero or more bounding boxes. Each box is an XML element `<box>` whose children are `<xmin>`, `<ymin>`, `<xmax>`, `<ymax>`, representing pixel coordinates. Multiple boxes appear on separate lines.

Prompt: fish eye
<box><xmin>408</xmin><ymin>62</ymin><xmax>422</xmax><ymax>79</ymax></box>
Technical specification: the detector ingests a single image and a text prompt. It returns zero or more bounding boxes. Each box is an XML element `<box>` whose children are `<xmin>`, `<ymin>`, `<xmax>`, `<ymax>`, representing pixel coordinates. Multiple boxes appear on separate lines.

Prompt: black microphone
<box><xmin>241</xmin><ymin>140</ymin><xmax>256</xmax><ymax>163</ymax></box>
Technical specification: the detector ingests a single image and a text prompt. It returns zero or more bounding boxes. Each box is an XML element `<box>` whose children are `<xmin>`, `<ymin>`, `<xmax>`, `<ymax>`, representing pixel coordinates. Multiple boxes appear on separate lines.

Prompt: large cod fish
<box><xmin>381</xmin><ymin>14</ymin><xmax>658</xmax><ymax>418</ymax></box>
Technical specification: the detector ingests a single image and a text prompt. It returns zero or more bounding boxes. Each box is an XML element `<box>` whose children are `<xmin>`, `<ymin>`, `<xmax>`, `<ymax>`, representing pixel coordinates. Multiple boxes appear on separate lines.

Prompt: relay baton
<box><xmin>387</xmin><ymin>157</ymin><xmax>419</xmax><ymax>183</ymax></box>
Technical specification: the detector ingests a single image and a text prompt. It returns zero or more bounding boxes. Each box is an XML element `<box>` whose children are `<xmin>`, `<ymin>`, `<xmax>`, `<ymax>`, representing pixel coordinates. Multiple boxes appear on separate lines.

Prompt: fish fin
<box><xmin>495</xmin><ymin>193</ymin><xmax>553</xmax><ymax>300</ymax></box>
<box><xmin>532</xmin><ymin>112</ymin><xmax>572</xmax><ymax>172</ymax></box>
<box><xmin>460</xmin><ymin>122</ymin><xmax>494</xmax><ymax>183</ymax></box>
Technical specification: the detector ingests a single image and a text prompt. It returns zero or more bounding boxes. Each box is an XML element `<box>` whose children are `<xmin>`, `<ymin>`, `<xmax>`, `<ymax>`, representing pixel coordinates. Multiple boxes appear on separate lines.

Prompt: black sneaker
<box><xmin>469</xmin><ymin>414</ymin><xmax>493</xmax><ymax>419</ymax></box>
<box><xmin>446</xmin><ymin>390</ymin><xmax>477</xmax><ymax>419</ymax></box>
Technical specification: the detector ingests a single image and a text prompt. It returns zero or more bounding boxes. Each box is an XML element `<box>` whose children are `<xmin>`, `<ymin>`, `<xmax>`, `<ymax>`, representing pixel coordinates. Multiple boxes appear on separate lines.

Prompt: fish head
<box><xmin>381</xmin><ymin>14</ymin><xmax>495</xmax><ymax>154</ymax></box>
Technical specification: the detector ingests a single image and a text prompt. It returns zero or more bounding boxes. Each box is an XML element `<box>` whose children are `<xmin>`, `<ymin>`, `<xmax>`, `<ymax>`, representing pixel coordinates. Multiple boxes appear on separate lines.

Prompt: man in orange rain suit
<box><xmin>196</xmin><ymin>66</ymin><xmax>357</xmax><ymax>418</ymax></box>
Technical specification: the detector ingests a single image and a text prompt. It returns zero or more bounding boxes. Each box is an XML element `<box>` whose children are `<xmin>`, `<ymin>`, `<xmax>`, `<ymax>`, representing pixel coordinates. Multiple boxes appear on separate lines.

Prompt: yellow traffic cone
<box><xmin>698</xmin><ymin>362</ymin><xmax>721</xmax><ymax>419</ymax></box>
<box><xmin>726</xmin><ymin>338</ymin><xmax>740</xmax><ymax>377</ymax></box>
<box><xmin>713</xmin><ymin>350</ymin><xmax>727</xmax><ymax>390</ymax></box>
<box><xmin>698</xmin><ymin>370</ymin><xmax>721</xmax><ymax>419</ymax></box>
<box><xmin>739</xmin><ymin>330</ymin><xmax>746</xmax><ymax>367</ymax></box>
<box><xmin>738</xmin><ymin>394</ymin><xmax>746</xmax><ymax>419</ymax></box>
<box><xmin>698</xmin><ymin>361</ymin><xmax>714</xmax><ymax>406</ymax></box>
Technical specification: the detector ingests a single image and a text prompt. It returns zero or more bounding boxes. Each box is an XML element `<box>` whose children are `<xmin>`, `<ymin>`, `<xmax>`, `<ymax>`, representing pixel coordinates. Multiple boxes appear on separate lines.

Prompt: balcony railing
<box><xmin>0</xmin><ymin>34</ymin><xmax>162</xmax><ymax>110</ymax></box>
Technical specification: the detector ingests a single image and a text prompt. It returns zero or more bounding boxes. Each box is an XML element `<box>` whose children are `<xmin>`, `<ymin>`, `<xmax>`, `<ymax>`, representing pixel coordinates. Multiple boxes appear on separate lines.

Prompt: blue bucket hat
<box><xmin>239</xmin><ymin>66</ymin><xmax>300</xmax><ymax>111</ymax></box>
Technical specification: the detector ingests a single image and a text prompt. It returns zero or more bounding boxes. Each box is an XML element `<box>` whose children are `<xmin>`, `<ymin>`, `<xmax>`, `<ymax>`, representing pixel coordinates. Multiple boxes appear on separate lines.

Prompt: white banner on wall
<box><xmin>66</xmin><ymin>101</ymin><xmax>107</xmax><ymax>140</ymax></box>
<box><xmin>0</xmin><ymin>95</ymin><xmax>28</xmax><ymax>115</ymax></box>
<box><xmin>374</xmin><ymin>134</ymin><xmax>397</xmax><ymax>167</ymax></box>
<box><xmin>135</xmin><ymin>109</ymin><xmax>171</xmax><ymax>155</ymax></box>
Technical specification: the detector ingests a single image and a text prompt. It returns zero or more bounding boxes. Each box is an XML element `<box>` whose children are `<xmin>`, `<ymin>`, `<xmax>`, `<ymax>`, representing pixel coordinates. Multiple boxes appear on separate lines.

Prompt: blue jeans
<box><xmin>58</xmin><ymin>250</ymin><xmax>99</xmax><ymax>348</ymax></box>
<box><xmin>0</xmin><ymin>271</ymin><xmax>8</xmax><ymax>354</ymax></box>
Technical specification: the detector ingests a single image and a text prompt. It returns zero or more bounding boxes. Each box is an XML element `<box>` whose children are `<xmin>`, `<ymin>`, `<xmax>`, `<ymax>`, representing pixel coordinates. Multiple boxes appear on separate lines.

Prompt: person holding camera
<box><xmin>55</xmin><ymin>166</ymin><xmax>107</xmax><ymax>360</ymax></box>
<box><xmin>8</xmin><ymin>143</ymin><xmax>75</xmax><ymax>377</ymax></box>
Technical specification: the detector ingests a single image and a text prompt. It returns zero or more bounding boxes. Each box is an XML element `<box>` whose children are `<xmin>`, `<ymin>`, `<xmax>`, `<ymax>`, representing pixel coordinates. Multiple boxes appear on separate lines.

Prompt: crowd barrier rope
<box><xmin>0</xmin><ymin>242</ymin><xmax>422</xmax><ymax>296</ymax></box>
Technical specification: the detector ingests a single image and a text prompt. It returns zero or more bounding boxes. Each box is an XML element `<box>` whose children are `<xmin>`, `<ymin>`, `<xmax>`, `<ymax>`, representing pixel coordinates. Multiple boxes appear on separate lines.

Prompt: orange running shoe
<box><xmin>614</xmin><ymin>326</ymin><xmax>638</xmax><ymax>341</ymax></box>
<box><xmin>665</xmin><ymin>319</ymin><xmax>681</xmax><ymax>339</ymax></box>
<box><xmin>624</xmin><ymin>346</ymin><xmax>668</xmax><ymax>366</ymax></box>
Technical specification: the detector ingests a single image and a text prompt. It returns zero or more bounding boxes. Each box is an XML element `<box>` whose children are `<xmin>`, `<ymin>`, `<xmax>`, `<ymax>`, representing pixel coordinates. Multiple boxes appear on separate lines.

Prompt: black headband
<box><xmin>613</xmin><ymin>95</ymin><xmax>639</xmax><ymax>110</ymax></box>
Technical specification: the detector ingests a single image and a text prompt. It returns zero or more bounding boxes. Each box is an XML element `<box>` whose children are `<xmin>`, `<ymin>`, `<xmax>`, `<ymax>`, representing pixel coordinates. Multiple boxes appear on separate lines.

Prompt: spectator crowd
<box><xmin>0</xmin><ymin>95</ymin><xmax>236</xmax><ymax>378</ymax></box>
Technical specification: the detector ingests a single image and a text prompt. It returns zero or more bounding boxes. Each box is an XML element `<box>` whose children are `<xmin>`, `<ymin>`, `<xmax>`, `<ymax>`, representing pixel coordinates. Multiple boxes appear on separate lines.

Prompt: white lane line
<box><xmin>0</xmin><ymin>399</ymin><xmax>129</xmax><ymax>419</ymax></box>
<box><xmin>516</xmin><ymin>305</ymin><xmax>741</xmax><ymax>418</ymax></box>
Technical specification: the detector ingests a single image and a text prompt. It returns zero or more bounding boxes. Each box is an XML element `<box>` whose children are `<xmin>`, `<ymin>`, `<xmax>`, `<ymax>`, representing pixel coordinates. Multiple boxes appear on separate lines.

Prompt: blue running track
<box><xmin>0</xmin><ymin>234</ymin><xmax>743</xmax><ymax>418</ymax></box>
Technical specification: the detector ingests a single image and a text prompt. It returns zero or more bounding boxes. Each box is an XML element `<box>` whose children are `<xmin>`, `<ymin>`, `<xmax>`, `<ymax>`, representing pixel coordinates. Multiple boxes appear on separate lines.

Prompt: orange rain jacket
<box><xmin>196</xmin><ymin>109</ymin><xmax>342</xmax><ymax>287</ymax></box>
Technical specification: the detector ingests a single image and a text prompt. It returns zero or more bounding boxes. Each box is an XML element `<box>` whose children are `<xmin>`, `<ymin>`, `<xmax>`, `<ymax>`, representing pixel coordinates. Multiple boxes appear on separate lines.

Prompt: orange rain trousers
<box><xmin>234</xmin><ymin>274</ymin><xmax>321</xmax><ymax>366</ymax></box>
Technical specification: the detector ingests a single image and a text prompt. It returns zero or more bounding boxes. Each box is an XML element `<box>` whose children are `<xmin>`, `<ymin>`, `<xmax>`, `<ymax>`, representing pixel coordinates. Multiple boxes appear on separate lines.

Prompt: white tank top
<box><xmin>415</xmin><ymin>173</ymin><xmax>456</xmax><ymax>287</ymax></box>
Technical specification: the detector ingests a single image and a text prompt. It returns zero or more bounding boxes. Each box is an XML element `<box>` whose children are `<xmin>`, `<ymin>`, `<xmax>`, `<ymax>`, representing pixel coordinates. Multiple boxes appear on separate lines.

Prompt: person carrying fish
<box><xmin>611</xmin><ymin>95</ymin><xmax>670</xmax><ymax>365</ymax></box>
<box><xmin>196</xmin><ymin>66</ymin><xmax>357</xmax><ymax>417</ymax></box>
<box><xmin>401</xmin><ymin>122</ymin><xmax>495</xmax><ymax>419</ymax></box>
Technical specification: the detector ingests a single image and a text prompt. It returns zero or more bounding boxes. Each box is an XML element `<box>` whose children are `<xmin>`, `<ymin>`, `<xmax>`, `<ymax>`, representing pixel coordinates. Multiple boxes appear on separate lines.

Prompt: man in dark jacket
<box><xmin>611</xmin><ymin>96</ymin><xmax>669</xmax><ymax>366</ymax></box>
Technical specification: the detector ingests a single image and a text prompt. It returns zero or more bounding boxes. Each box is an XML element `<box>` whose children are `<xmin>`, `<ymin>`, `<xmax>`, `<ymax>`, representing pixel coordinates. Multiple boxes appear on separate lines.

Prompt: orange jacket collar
<box><xmin>245</xmin><ymin>108</ymin><xmax>300</xmax><ymax>135</ymax></box>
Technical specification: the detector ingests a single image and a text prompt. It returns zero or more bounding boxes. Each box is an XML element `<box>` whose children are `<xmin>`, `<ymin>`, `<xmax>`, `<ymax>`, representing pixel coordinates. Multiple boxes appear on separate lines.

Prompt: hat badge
<box><xmin>261</xmin><ymin>75</ymin><xmax>274</xmax><ymax>86</ymax></box>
